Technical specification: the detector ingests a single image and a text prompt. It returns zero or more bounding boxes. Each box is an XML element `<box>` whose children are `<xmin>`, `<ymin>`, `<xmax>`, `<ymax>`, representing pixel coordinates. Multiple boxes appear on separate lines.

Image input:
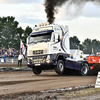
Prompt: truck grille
<box><xmin>33</xmin><ymin>50</ymin><xmax>43</xmax><ymax>55</ymax></box>
<box><xmin>32</xmin><ymin>56</ymin><xmax>46</xmax><ymax>64</ymax></box>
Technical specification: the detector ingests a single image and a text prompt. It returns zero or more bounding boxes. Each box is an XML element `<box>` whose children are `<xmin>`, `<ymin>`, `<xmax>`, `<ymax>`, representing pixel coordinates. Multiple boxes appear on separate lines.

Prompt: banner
<box><xmin>20</xmin><ymin>40</ymin><xmax>26</xmax><ymax>55</ymax></box>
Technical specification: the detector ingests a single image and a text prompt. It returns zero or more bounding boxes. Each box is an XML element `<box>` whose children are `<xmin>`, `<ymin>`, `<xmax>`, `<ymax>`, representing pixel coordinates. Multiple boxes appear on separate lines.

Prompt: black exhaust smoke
<box><xmin>44</xmin><ymin>0</ymin><xmax>67</xmax><ymax>24</ymax></box>
<box><xmin>44</xmin><ymin>0</ymin><xmax>100</xmax><ymax>24</ymax></box>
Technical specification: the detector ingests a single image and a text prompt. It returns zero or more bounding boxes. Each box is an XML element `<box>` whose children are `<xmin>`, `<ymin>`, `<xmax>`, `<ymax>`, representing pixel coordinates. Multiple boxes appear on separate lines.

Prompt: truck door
<box><xmin>53</xmin><ymin>33</ymin><xmax>60</xmax><ymax>43</ymax></box>
<box><xmin>52</xmin><ymin>33</ymin><xmax>61</xmax><ymax>53</ymax></box>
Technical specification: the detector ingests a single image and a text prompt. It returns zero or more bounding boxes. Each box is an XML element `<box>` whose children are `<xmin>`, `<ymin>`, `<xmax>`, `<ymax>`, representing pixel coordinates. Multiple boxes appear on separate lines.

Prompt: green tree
<box><xmin>0</xmin><ymin>16</ymin><xmax>19</xmax><ymax>49</ymax></box>
<box><xmin>16</xmin><ymin>27</ymin><xmax>24</xmax><ymax>50</ymax></box>
<box><xmin>82</xmin><ymin>38</ymin><xmax>93</xmax><ymax>54</ymax></box>
<box><xmin>70</xmin><ymin>36</ymin><xmax>80</xmax><ymax>49</ymax></box>
<box><xmin>82</xmin><ymin>39</ymin><xmax>100</xmax><ymax>54</ymax></box>
<box><xmin>92</xmin><ymin>39</ymin><xmax>100</xmax><ymax>54</ymax></box>
<box><xmin>22</xmin><ymin>26</ymin><xmax>32</xmax><ymax>46</ymax></box>
<box><xmin>0</xmin><ymin>16</ymin><xmax>32</xmax><ymax>50</ymax></box>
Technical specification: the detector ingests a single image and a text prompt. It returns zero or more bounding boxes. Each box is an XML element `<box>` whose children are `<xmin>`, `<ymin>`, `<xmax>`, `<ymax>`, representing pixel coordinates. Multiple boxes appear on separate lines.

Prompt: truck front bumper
<box><xmin>27</xmin><ymin>54</ymin><xmax>57</xmax><ymax>68</ymax></box>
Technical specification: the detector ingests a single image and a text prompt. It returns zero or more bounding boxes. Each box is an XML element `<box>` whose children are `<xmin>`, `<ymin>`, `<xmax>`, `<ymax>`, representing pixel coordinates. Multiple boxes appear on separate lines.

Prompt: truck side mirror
<box><xmin>53</xmin><ymin>34</ymin><xmax>55</xmax><ymax>42</ymax></box>
<box><xmin>52</xmin><ymin>33</ymin><xmax>60</xmax><ymax>42</ymax></box>
<box><xmin>55</xmin><ymin>33</ymin><xmax>61</xmax><ymax>42</ymax></box>
<box><xmin>58</xmin><ymin>35</ymin><xmax>60</xmax><ymax>42</ymax></box>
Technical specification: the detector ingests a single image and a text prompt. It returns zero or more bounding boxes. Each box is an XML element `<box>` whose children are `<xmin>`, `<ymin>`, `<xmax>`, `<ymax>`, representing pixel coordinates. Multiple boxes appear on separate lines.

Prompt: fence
<box><xmin>0</xmin><ymin>58</ymin><xmax>27</xmax><ymax>67</ymax></box>
<box><xmin>0</xmin><ymin>58</ymin><xmax>27</xmax><ymax>63</ymax></box>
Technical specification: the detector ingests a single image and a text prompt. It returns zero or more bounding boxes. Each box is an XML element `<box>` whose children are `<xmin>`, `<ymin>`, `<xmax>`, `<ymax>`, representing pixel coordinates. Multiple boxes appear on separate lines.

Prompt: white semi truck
<box><xmin>27</xmin><ymin>22</ymin><xmax>89</xmax><ymax>76</ymax></box>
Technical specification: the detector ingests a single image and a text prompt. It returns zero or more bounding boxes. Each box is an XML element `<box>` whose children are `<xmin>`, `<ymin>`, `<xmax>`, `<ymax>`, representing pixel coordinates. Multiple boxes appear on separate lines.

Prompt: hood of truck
<box><xmin>27</xmin><ymin>42</ymin><xmax>49</xmax><ymax>56</ymax></box>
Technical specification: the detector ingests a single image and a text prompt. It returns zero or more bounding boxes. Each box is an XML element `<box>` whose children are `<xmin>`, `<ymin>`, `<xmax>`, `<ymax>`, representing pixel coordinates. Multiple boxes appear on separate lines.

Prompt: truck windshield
<box><xmin>28</xmin><ymin>33</ymin><xmax>51</xmax><ymax>44</ymax></box>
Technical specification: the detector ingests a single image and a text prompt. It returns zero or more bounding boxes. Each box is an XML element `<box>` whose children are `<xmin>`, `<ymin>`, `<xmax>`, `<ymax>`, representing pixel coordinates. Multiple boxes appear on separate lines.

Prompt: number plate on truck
<box><xmin>35</xmin><ymin>64</ymin><xmax>41</xmax><ymax>66</ymax></box>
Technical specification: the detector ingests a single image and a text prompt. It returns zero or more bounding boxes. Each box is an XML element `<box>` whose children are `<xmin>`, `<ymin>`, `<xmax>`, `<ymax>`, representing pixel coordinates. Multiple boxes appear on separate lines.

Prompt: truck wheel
<box><xmin>32</xmin><ymin>67</ymin><xmax>42</xmax><ymax>75</ymax></box>
<box><xmin>55</xmin><ymin>60</ymin><xmax>65</xmax><ymax>75</ymax></box>
<box><xmin>79</xmin><ymin>62</ymin><xmax>89</xmax><ymax>76</ymax></box>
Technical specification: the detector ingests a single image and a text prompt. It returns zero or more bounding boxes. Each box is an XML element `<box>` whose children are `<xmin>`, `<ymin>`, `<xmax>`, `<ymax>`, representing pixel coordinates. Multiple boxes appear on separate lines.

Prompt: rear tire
<box><xmin>79</xmin><ymin>62</ymin><xmax>89</xmax><ymax>76</ymax></box>
<box><xmin>55</xmin><ymin>60</ymin><xmax>65</xmax><ymax>75</ymax></box>
<box><xmin>32</xmin><ymin>67</ymin><xmax>42</xmax><ymax>75</ymax></box>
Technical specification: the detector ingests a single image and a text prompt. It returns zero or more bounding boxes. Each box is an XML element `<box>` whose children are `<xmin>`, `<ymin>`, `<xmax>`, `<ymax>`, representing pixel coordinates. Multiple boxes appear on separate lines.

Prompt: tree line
<box><xmin>70</xmin><ymin>36</ymin><xmax>100</xmax><ymax>54</ymax></box>
<box><xmin>0</xmin><ymin>16</ymin><xmax>100</xmax><ymax>54</ymax></box>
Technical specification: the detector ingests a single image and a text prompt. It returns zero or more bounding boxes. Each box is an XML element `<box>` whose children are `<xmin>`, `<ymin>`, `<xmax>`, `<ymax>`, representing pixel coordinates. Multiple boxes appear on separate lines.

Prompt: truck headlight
<box><xmin>46</xmin><ymin>55</ymin><xmax>50</xmax><ymax>63</ymax></box>
<box><xmin>27</xmin><ymin>59</ymin><xmax>32</xmax><ymax>64</ymax></box>
<box><xmin>27</xmin><ymin>59</ymin><xmax>30</xmax><ymax>64</ymax></box>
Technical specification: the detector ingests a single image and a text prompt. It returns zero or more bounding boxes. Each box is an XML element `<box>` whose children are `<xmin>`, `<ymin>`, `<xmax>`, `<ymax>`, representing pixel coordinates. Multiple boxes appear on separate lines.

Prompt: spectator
<box><xmin>1</xmin><ymin>48</ymin><xmax>3</xmax><ymax>55</ymax></box>
<box><xmin>4</xmin><ymin>52</ymin><xmax>7</xmax><ymax>62</ymax></box>
<box><xmin>18</xmin><ymin>52</ymin><xmax>24</xmax><ymax>67</ymax></box>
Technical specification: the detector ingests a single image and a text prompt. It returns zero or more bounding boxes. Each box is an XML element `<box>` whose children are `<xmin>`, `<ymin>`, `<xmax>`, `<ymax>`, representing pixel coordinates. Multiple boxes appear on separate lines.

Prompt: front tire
<box><xmin>32</xmin><ymin>67</ymin><xmax>42</xmax><ymax>75</ymax></box>
<box><xmin>55</xmin><ymin>60</ymin><xmax>65</xmax><ymax>75</ymax></box>
<box><xmin>79</xmin><ymin>62</ymin><xmax>89</xmax><ymax>76</ymax></box>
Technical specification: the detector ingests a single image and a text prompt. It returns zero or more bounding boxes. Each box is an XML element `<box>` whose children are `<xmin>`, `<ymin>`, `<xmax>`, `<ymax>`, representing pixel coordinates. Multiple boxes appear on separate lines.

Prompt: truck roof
<box><xmin>30</xmin><ymin>24</ymin><xmax>61</xmax><ymax>36</ymax></box>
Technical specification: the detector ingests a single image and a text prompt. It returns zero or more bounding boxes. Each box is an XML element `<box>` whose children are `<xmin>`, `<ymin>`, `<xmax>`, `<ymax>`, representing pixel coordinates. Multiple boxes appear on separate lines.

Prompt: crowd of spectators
<box><xmin>0</xmin><ymin>48</ymin><xmax>20</xmax><ymax>58</ymax></box>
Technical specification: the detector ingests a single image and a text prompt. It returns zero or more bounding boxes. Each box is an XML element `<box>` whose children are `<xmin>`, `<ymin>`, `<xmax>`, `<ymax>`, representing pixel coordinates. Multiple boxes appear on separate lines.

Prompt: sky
<box><xmin>0</xmin><ymin>0</ymin><xmax>100</xmax><ymax>43</ymax></box>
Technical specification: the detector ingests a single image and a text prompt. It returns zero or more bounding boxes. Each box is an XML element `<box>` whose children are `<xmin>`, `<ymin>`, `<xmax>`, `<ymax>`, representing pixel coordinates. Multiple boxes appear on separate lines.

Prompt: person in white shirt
<box><xmin>18</xmin><ymin>52</ymin><xmax>24</xmax><ymax>67</ymax></box>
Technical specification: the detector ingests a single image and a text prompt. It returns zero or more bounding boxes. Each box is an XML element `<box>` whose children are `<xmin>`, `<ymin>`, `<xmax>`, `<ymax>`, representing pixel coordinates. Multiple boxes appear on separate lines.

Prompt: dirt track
<box><xmin>0</xmin><ymin>70</ymin><xmax>97</xmax><ymax>97</ymax></box>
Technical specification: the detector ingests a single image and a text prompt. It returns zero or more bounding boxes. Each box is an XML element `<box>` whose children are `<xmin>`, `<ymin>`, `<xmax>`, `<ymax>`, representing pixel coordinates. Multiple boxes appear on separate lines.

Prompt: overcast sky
<box><xmin>0</xmin><ymin>0</ymin><xmax>100</xmax><ymax>43</ymax></box>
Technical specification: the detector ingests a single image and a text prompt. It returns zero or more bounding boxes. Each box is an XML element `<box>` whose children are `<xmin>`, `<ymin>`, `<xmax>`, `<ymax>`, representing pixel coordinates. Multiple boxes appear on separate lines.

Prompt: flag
<box><xmin>20</xmin><ymin>40</ymin><xmax>26</xmax><ymax>55</ymax></box>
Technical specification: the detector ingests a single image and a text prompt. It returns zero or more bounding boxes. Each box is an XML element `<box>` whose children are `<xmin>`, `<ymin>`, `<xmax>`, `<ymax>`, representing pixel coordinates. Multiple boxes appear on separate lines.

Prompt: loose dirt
<box><xmin>0</xmin><ymin>70</ymin><xmax>98</xmax><ymax>99</ymax></box>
